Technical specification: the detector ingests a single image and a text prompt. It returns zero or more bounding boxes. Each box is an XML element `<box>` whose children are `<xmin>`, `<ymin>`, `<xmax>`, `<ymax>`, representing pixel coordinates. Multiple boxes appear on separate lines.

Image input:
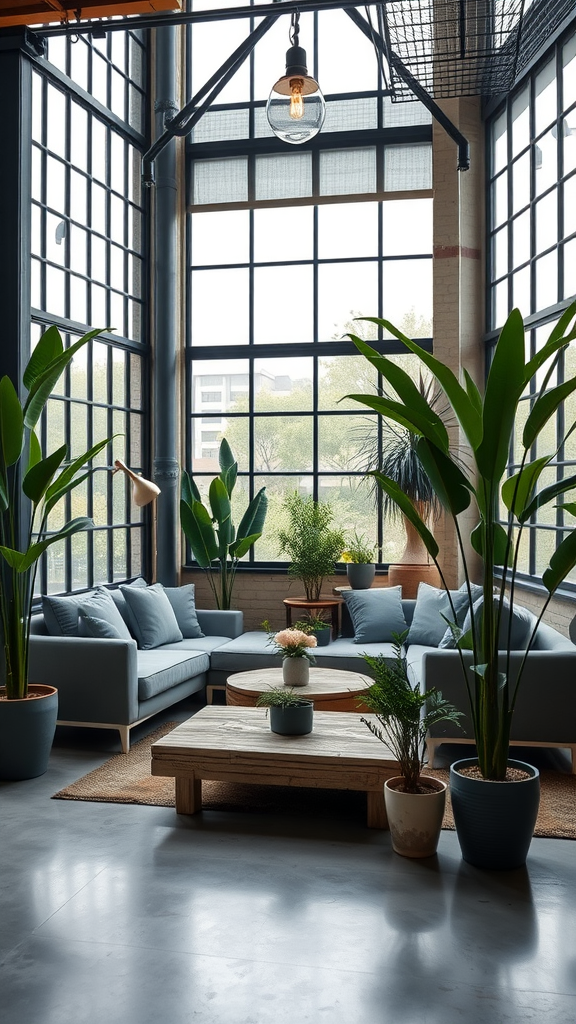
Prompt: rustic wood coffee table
<box><xmin>151</xmin><ymin>706</ymin><xmax>399</xmax><ymax>828</ymax></box>
<box><xmin>226</xmin><ymin>667</ymin><xmax>372</xmax><ymax>712</ymax></box>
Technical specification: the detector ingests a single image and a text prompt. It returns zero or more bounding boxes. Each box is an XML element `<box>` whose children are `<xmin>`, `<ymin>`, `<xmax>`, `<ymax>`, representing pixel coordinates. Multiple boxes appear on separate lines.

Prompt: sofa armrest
<box><xmin>196</xmin><ymin>609</ymin><xmax>244</xmax><ymax>639</ymax></box>
<box><xmin>29</xmin><ymin>635</ymin><xmax>139</xmax><ymax>725</ymax></box>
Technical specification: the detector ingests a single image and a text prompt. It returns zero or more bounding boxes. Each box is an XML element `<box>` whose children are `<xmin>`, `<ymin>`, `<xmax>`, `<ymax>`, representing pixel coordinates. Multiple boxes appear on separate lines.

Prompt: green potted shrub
<box><xmin>294</xmin><ymin>612</ymin><xmax>332</xmax><ymax>646</ymax></box>
<box><xmin>341</xmin><ymin>530</ymin><xmax>376</xmax><ymax>590</ymax></box>
<box><xmin>361</xmin><ymin>631</ymin><xmax>463</xmax><ymax>858</ymax></box>
<box><xmin>347</xmin><ymin>303</ymin><xmax>576</xmax><ymax>867</ymax></box>
<box><xmin>0</xmin><ymin>326</ymin><xmax>112</xmax><ymax>781</ymax></box>
<box><xmin>256</xmin><ymin>686</ymin><xmax>314</xmax><ymax>735</ymax></box>
<box><xmin>278</xmin><ymin>493</ymin><xmax>345</xmax><ymax>601</ymax></box>
<box><xmin>180</xmin><ymin>439</ymin><xmax>268</xmax><ymax>609</ymax></box>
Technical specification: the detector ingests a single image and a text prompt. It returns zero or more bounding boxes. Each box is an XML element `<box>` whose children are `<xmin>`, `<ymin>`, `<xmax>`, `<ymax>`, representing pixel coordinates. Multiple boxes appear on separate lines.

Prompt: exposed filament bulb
<box><xmin>289</xmin><ymin>78</ymin><xmax>304</xmax><ymax>119</ymax></box>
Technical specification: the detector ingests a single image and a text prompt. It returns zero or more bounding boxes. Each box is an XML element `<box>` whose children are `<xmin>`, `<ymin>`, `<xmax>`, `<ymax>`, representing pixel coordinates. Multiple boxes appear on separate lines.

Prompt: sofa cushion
<box><xmin>162</xmin><ymin>584</ymin><xmax>204</xmax><ymax>639</ymax></box>
<box><xmin>136</xmin><ymin>650</ymin><xmax>210</xmax><ymax>700</ymax></box>
<box><xmin>42</xmin><ymin>592</ymin><xmax>90</xmax><ymax>636</ymax></box>
<box><xmin>78</xmin><ymin>587</ymin><xmax>133</xmax><ymax>641</ymax></box>
<box><xmin>462</xmin><ymin>597</ymin><xmax>536</xmax><ymax>650</ymax></box>
<box><xmin>407</xmin><ymin>582</ymin><xmax>483</xmax><ymax>647</ymax></box>
<box><xmin>120</xmin><ymin>583</ymin><xmax>183</xmax><ymax>649</ymax></box>
<box><xmin>210</xmin><ymin>631</ymin><xmax>399</xmax><ymax>677</ymax></box>
<box><xmin>159</xmin><ymin>635</ymin><xmax>235</xmax><ymax>655</ymax></box>
<box><xmin>109</xmin><ymin>577</ymin><xmax>147</xmax><ymax>627</ymax></box>
<box><xmin>343</xmin><ymin>586</ymin><xmax>406</xmax><ymax>644</ymax></box>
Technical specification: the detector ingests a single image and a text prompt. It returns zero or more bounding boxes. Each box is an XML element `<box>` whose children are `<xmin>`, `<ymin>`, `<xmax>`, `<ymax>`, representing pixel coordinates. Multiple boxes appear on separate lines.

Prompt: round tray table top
<box><xmin>226</xmin><ymin>666</ymin><xmax>371</xmax><ymax>700</ymax></box>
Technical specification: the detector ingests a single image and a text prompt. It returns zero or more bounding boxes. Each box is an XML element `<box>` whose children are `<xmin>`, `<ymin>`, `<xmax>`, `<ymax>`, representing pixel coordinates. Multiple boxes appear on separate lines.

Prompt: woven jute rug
<box><xmin>52</xmin><ymin>722</ymin><xmax>576</xmax><ymax>839</ymax></box>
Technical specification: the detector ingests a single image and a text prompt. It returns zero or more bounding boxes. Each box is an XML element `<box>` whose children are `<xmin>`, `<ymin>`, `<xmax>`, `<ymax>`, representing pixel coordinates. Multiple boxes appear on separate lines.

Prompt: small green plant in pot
<box><xmin>256</xmin><ymin>686</ymin><xmax>314</xmax><ymax>736</ymax></box>
<box><xmin>341</xmin><ymin>531</ymin><xmax>376</xmax><ymax>590</ymax></box>
<box><xmin>180</xmin><ymin>439</ymin><xmax>268</xmax><ymax>610</ymax></box>
<box><xmin>293</xmin><ymin>613</ymin><xmax>331</xmax><ymax>646</ymax></box>
<box><xmin>347</xmin><ymin>303</ymin><xmax>576</xmax><ymax>867</ymax></box>
<box><xmin>361</xmin><ymin>632</ymin><xmax>462</xmax><ymax>857</ymax></box>
<box><xmin>0</xmin><ymin>325</ymin><xmax>112</xmax><ymax>780</ymax></box>
<box><xmin>278</xmin><ymin>493</ymin><xmax>345</xmax><ymax>601</ymax></box>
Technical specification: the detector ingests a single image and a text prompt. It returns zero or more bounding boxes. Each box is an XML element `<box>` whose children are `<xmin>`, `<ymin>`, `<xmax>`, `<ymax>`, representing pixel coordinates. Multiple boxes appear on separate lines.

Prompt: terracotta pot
<box><xmin>384</xmin><ymin>775</ymin><xmax>447</xmax><ymax>858</ymax></box>
<box><xmin>282</xmin><ymin>657</ymin><xmax>310</xmax><ymax>687</ymax></box>
<box><xmin>0</xmin><ymin>684</ymin><xmax>58</xmax><ymax>781</ymax></box>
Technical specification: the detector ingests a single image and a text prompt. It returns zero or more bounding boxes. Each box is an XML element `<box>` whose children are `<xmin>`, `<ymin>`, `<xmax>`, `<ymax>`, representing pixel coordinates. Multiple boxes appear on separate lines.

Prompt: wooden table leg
<box><xmin>175</xmin><ymin>776</ymin><xmax>202</xmax><ymax>814</ymax></box>
<box><xmin>367</xmin><ymin>789</ymin><xmax>388</xmax><ymax>829</ymax></box>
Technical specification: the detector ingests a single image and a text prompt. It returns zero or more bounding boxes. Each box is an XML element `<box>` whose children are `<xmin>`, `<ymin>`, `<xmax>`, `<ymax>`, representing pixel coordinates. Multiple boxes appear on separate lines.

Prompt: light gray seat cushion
<box><xmin>211</xmin><ymin>631</ymin><xmax>400</xmax><ymax>677</ymax></box>
<box><xmin>158</xmin><ymin>635</ymin><xmax>237</xmax><ymax>656</ymax></box>
<box><xmin>137</xmin><ymin>650</ymin><xmax>209</xmax><ymax>700</ymax></box>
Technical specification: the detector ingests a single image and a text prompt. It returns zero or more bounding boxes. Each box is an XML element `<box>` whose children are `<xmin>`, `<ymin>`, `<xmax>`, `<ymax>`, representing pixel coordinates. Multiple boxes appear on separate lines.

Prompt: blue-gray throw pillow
<box><xmin>343</xmin><ymin>586</ymin><xmax>406</xmax><ymax>644</ymax></box>
<box><xmin>78</xmin><ymin>587</ymin><xmax>133</xmax><ymax>641</ymax></box>
<box><xmin>408</xmin><ymin>582</ymin><xmax>483</xmax><ymax>647</ymax></box>
<box><xmin>162</xmin><ymin>584</ymin><xmax>204</xmax><ymax>639</ymax></box>
<box><xmin>42</xmin><ymin>592</ymin><xmax>92</xmax><ymax>636</ymax></box>
<box><xmin>109</xmin><ymin>576</ymin><xmax>147</xmax><ymax>627</ymax></box>
<box><xmin>119</xmin><ymin>582</ymin><xmax>183</xmax><ymax>649</ymax></box>
<box><xmin>462</xmin><ymin>597</ymin><xmax>536</xmax><ymax>650</ymax></box>
<box><xmin>78</xmin><ymin>613</ymin><xmax>127</xmax><ymax>640</ymax></box>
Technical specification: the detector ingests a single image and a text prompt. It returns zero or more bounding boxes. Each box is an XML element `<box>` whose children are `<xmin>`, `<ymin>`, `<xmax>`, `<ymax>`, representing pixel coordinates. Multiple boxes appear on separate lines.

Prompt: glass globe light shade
<box><xmin>266</xmin><ymin>43</ymin><xmax>326</xmax><ymax>145</ymax></box>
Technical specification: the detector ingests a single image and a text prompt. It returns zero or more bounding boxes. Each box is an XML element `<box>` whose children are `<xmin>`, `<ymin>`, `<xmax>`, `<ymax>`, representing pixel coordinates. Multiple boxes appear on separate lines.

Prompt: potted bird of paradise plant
<box><xmin>346</xmin><ymin>302</ymin><xmax>576</xmax><ymax>868</ymax></box>
<box><xmin>0</xmin><ymin>325</ymin><xmax>112</xmax><ymax>780</ymax></box>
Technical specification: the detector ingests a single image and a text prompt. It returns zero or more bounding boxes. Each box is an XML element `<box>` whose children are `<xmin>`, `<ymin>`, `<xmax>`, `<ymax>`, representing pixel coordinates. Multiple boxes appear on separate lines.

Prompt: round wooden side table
<box><xmin>226</xmin><ymin>666</ymin><xmax>371</xmax><ymax>712</ymax></box>
<box><xmin>283</xmin><ymin>596</ymin><xmax>343</xmax><ymax>639</ymax></box>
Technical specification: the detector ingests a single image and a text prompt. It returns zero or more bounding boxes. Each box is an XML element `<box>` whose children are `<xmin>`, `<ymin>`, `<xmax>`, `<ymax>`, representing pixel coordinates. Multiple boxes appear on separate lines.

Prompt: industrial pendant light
<box><xmin>266</xmin><ymin>12</ymin><xmax>326</xmax><ymax>145</ymax></box>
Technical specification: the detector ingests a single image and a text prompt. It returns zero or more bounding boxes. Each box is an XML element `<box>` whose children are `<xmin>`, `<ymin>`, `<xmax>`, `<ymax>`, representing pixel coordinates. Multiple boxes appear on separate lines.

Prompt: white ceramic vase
<box><xmin>282</xmin><ymin>657</ymin><xmax>310</xmax><ymax>687</ymax></box>
<box><xmin>383</xmin><ymin>776</ymin><xmax>447</xmax><ymax>858</ymax></box>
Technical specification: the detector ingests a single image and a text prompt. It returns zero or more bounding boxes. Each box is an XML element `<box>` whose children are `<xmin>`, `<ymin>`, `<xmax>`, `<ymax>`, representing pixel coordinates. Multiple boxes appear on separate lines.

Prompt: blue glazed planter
<box><xmin>450</xmin><ymin>757</ymin><xmax>540</xmax><ymax>869</ymax></box>
<box><xmin>0</xmin><ymin>685</ymin><xmax>58</xmax><ymax>780</ymax></box>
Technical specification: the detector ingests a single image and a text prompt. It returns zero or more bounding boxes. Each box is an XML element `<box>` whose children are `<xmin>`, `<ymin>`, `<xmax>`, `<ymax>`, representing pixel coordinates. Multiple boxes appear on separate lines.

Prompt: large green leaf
<box><xmin>354</xmin><ymin>319</ymin><xmax>483</xmax><ymax>449</ymax></box>
<box><xmin>27</xmin><ymin>429</ymin><xmax>42</xmax><ymax>473</ymax></box>
<box><xmin>181</xmin><ymin>470</ymin><xmax>201</xmax><ymax>505</ymax></box>
<box><xmin>524</xmin><ymin>301</ymin><xmax>576</xmax><ymax>383</ymax></box>
<box><xmin>523</xmin><ymin>378</ymin><xmax>576</xmax><ymax>450</ymax></box>
<box><xmin>416</xmin><ymin>438</ymin><xmax>473</xmax><ymax>516</ymax></box>
<box><xmin>345</xmin><ymin>393</ymin><xmax>449</xmax><ymax>449</ymax></box>
<box><xmin>23</xmin><ymin>330</ymin><xmax>105</xmax><ymax>429</ymax></box>
<box><xmin>371</xmin><ymin>472</ymin><xmax>439</xmax><ymax>559</ymax></box>
<box><xmin>348</xmin><ymin>334</ymin><xmax>449</xmax><ymax>450</ymax></box>
<box><xmin>235</xmin><ymin>486</ymin><xmax>268</xmax><ymax>544</ymax></box>
<box><xmin>22</xmin><ymin>325</ymin><xmax>63</xmax><ymax>391</ymax></box>
<box><xmin>22</xmin><ymin>444</ymin><xmax>68</xmax><ymax>503</ymax></box>
<box><xmin>0</xmin><ymin>470</ymin><xmax>8</xmax><ymax>513</ymax></box>
<box><xmin>44</xmin><ymin>437</ymin><xmax>112</xmax><ymax>513</ymax></box>
<box><xmin>470</xmin><ymin>520</ymin><xmax>509</xmax><ymax>566</ymax></box>
<box><xmin>180</xmin><ymin>499</ymin><xmax>218</xmax><ymax>567</ymax></box>
<box><xmin>230</xmin><ymin>532</ymin><xmax>262</xmax><ymax>558</ymax></box>
<box><xmin>0</xmin><ymin>517</ymin><xmax>94</xmax><ymax>572</ymax></box>
<box><xmin>209</xmin><ymin>477</ymin><xmax>232</xmax><ymax>531</ymax></box>
<box><xmin>0</xmin><ymin>376</ymin><xmax>24</xmax><ymax>468</ymax></box>
<box><xmin>542</xmin><ymin>522</ymin><xmax>576</xmax><ymax>593</ymax></box>
<box><xmin>519</xmin><ymin>472</ymin><xmax>576</xmax><ymax>523</ymax></box>
<box><xmin>501</xmin><ymin>457</ymin><xmax>551</xmax><ymax>519</ymax></box>
<box><xmin>476</xmin><ymin>308</ymin><xmax>526</xmax><ymax>483</ymax></box>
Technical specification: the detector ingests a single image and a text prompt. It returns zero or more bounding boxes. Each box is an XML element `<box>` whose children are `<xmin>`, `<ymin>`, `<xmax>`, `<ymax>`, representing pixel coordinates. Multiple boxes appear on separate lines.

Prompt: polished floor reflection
<box><xmin>2</xmin><ymin>699</ymin><xmax>575</xmax><ymax>1024</ymax></box>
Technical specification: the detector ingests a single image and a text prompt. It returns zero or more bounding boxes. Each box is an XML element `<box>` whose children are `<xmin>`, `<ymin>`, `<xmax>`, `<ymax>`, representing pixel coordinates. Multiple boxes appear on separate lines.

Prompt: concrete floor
<box><xmin>2</xmin><ymin>697</ymin><xmax>575</xmax><ymax>1024</ymax></box>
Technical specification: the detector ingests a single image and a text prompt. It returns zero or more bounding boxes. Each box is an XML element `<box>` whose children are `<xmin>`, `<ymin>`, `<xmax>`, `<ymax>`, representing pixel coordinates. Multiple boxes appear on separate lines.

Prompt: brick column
<box><xmin>432</xmin><ymin>96</ymin><xmax>485</xmax><ymax>587</ymax></box>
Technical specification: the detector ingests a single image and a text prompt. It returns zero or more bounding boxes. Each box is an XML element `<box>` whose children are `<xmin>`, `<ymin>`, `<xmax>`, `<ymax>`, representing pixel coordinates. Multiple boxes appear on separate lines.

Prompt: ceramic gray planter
<box><xmin>0</xmin><ymin>684</ymin><xmax>58</xmax><ymax>780</ymax></box>
<box><xmin>270</xmin><ymin>701</ymin><xmax>314</xmax><ymax>736</ymax></box>
<box><xmin>450</xmin><ymin>757</ymin><xmax>540</xmax><ymax>869</ymax></box>
<box><xmin>346</xmin><ymin>563</ymin><xmax>376</xmax><ymax>589</ymax></box>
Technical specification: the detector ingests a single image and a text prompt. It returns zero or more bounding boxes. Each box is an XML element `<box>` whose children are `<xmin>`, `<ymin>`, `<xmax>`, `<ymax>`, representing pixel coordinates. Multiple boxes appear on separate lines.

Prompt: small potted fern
<box><xmin>361</xmin><ymin>631</ymin><xmax>462</xmax><ymax>858</ymax></box>
<box><xmin>341</xmin><ymin>531</ymin><xmax>376</xmax><ymax>590</ymax></box>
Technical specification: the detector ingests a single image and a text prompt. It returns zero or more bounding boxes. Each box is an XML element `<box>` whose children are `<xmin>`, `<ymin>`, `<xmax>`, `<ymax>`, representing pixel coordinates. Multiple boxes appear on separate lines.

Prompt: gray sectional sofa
<box><xmin>28</xmin><ymin>582</ymin><xmax>576</xmax><ymax>769</ymax></box>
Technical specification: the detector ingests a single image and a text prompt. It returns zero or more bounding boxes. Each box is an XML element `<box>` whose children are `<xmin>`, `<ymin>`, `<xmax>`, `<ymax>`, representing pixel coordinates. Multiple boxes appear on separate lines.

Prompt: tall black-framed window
<box><xmin>486</xmin><ymin>18</ymin><xmax>576</xmax><ymax>586</ymax></box>
<box><xmin>30</xmin><ymin>29</ymin><xmax>150</xmax><ymax>594</ymax></box>
<box><xmin>186</xmin><ymin>1</ymin><xmax>434</xmax><ymax>566</ymax></box>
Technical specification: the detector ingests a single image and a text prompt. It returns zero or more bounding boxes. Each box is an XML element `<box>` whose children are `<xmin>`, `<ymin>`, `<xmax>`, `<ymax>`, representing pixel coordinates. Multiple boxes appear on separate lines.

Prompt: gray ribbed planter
<box><xmin>346</xmin><ymin>563</ymin><xmax>376</xmax><ymax>589</ymax></box>
<box><xmin>0</xmin><ymin>685</ymin><xmax>58</xmax><ymax>780</ymax></box>
<box><xmin>450</xmin><ymin>757</ymin><xmax>540</xmax><ymax>869</ymax></box>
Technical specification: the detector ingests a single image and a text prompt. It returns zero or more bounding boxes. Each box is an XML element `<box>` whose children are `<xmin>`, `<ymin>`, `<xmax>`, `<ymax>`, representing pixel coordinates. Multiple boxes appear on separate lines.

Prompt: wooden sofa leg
<box><xmin>119</xmin><ymin>726</ymin><xmax>130</xmax><ymax>754</ymax></box>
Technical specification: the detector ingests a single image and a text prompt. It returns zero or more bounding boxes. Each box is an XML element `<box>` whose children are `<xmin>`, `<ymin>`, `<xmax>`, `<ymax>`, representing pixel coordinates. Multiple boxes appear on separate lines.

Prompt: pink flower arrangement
<box><xmin>270</xmin><ymin>628</ymin><xmax>317</xmax><ymax>660</ymax></box>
